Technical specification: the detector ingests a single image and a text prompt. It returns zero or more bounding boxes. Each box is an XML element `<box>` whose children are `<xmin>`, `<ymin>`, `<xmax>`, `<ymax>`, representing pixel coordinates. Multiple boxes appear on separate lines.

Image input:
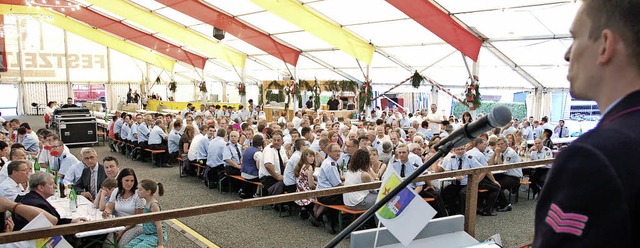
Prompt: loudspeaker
<box><xmin>213</xmin><ymin>27</ymin><xmax>225</xmax><ymax>40</ymax></box>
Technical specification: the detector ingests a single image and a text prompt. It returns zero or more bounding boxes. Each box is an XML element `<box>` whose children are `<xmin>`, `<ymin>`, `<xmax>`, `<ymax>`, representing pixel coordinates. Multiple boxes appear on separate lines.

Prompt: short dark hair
<box><xmin>19</xmin><ymin>123</ymin><xmax>31</xmax><ymax>130</ymax></box>
<box><xmin>17</xmin><ymin>127</ymin><xmax>27</xmax><ymax>135</ymax></box>
<box><xmin>252</xmin><ymin>134</ymin><xmax>264</xmax><ymax>147</ymax></box>
<box><xmin>217</xmin><ymin>128</ymin><xmax>227</xmax><ymax>137</ymax></box>
<box><xmin>300</xmin><ymin>127</ymin><xmax>312</xmax><ymax>137</ymax></box>
<box><xmin>583</xmin><ymin>0</ymin><xmax>640</xmax><ymax>70</ymax></box>
<box><xmin>7</xmin><ymin>160</ymin><xmax>27</xmax><ymax>176</ymax></box>
<box><xmin>103</xmin><ymin>155</ymin><xmax>119</xmax><ymax>165</ymax></box>
<box><xmin>294</xmin><ymin>139</ymin><xmax>307</xmax><ymax>151</ymax></box>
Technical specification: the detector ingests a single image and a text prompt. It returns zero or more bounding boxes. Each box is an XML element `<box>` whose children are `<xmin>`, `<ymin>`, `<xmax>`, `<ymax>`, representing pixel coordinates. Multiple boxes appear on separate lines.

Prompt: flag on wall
<box><xmin>376</xmin><ymin>170</ymin><xmax>436</xmax><ymax>246</ymax></box>
<box><xmin>371</xmin><ymin>91</ymin><xmax>380</xmax><ymax>110</ymax></box>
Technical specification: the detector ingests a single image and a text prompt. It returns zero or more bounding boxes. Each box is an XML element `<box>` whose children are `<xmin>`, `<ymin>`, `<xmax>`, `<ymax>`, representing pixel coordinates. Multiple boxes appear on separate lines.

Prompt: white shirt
<box><xmin>426</xmin><ymin>112</ymin><xmax>443</xmax><ymax>134</ymax></box>
<box><xmin>292</xmin><ymin>116</ymin><xmax>302</xmax><ymax>129</ymax></box>
<box><xmin>188</xmin><ymin>133</ymin><xmax>205</xmax><ymax>161</ymax></box>
<box><xmin>530</xmin><ymin>146</ymin><xmax>554</xmax><ymax>168</ymax></box>
<box><xmin>259</xmin><ymin>144</ymin><xmax>288</xmax><ymax>178</ymax></box>
<box><xmin>0</xmin><ymin>177</ymin><xmax>27</xmax><ymax>201</ymax></box>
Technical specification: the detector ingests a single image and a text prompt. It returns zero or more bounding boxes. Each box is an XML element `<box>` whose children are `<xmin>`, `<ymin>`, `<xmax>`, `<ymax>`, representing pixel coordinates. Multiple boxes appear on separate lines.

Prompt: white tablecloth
<box><xmin>48</xmin><ymin>195</ymin><xmax>102</xmax><ymax>221</ymax></box>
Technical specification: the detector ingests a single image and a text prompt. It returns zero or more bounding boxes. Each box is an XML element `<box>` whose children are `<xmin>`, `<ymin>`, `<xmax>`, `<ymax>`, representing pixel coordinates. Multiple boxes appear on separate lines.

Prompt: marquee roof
<box><xmin>2</xmin><ymin>0</ymin><xmax>578</xmax><ymax>90</ymax></box>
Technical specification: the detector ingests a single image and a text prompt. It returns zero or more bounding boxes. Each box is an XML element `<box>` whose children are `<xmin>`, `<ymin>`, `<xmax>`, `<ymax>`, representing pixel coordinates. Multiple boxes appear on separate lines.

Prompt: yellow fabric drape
<box><xmin>252</xmin><ymin>0</ymin><xmax>374</xmax><ymax>64</ymax></box>
<box><xmin>84</xmin><ymin>0</ymin><xmax>246</xmax><ymax>68</ymax></box>
<box><xmin>0</xmin><ymin>4</ymin><xmax>175</xmax><ymax>71</ymax></box>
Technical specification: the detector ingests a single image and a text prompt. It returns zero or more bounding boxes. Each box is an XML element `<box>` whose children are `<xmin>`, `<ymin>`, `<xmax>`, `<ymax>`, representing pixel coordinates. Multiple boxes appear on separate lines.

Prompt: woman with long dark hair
<box><xmin>103</xmin><ymin>168</ymin><xmax>145</xmax><ymax>246</ymax></box>
<box><xmin>343</xmin><ymin>149</ymin><xmax>378</xmax><ymax>210</ymax></box>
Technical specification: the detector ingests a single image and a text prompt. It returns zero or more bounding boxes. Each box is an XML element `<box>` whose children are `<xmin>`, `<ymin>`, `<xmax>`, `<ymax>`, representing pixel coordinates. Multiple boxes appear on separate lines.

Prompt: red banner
<box><xmin>387</xmin><ymin>0</ymin><xmax>482</xmax><ymax>61</ymax></box>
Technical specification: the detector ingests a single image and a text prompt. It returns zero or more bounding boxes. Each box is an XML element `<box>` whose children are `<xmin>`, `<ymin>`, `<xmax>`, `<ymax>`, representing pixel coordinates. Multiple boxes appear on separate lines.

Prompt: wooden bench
<box><xmin>176</xmin><ymin>157</ymin><xmax>207</xmax><ymax>178</ymax></box>
<box><xmin>144</xmin><ymin>149</ymin><xmax>166</xmax><ymax>166</ymax></box>
<box><xmin>222</xmin><ymin>174</ymin><xmax>263</xmax><ymax>194</ymax></box>
<box><xmin>314</xmin><ymin>197</ymin><xmax>436</xmax><ymax>231</ymax></box>
<box><xmin>96</xmin><ymin>131</ymin><xmax>106</xmax><ymax>146</ymax></box>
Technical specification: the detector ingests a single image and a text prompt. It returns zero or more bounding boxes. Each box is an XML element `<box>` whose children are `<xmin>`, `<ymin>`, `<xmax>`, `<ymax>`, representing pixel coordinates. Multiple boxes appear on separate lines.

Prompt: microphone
<box><xmin>435</xmin><ymin>105</ymin><xmax>512</xmax><ymax>150</ymax></box>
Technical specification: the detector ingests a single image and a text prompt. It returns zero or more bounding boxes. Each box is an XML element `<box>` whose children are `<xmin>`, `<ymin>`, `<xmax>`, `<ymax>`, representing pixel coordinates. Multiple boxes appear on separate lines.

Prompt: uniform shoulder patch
<box><xmin>467</xmin><ymin>155</ymin><xmax>473</xmax><ymax>159</ymax></box>
<box><xmin>226</xmin><ymin>143</ymin><xmax>230</xmax><ymax>146</ymax></box>
<box><xmin>450</xmin><ymin>155</ymin><xmax>456</xmax><ymax>158</ymax></box>
<box><xmin>331</xmin><ymin>162</ymin><xmax>336</xmax><ymax>166</ymax></box>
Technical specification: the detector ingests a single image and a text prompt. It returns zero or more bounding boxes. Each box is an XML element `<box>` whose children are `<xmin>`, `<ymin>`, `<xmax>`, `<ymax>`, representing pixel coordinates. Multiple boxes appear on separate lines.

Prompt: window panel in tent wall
<box><xmin>45</xmin><ymin>82</ymin><xmax>70</xmax><ymax>107</ymax></box>
<box><xmin>19</xmin><ymin>82</ymin><xmax>46</xmax><ymax>115</ymax></box>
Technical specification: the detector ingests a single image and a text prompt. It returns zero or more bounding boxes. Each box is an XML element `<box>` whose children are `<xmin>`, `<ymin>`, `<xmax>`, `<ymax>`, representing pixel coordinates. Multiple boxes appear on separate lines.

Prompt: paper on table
<box><xmin>21</xmin><ymin>213</ymin><xmax>73</xmax><ymax>248</ymax></box>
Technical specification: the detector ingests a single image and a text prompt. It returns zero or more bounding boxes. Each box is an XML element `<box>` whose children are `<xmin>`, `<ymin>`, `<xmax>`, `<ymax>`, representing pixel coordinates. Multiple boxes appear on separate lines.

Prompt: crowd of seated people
<box><xmin>98</xmin><ymin>100</ymin><xmax>559</xmax><ymax>234</ymax></box>
<box><xmin>0</xmin><ymin>118</ymin><xmax>168</xmax><ymax>247</ymax></box>
<box><xmin>0</xmin><ymin>99</ymin><xmax>565</xmax><ymax>242</ymax></box>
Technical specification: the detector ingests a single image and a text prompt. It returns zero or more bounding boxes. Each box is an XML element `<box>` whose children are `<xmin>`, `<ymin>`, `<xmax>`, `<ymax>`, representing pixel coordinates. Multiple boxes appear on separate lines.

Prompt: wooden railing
<box><xmin>0</xmin><ymin>158</ymin><xmax>553</xmax><ymax>244</ymax></box>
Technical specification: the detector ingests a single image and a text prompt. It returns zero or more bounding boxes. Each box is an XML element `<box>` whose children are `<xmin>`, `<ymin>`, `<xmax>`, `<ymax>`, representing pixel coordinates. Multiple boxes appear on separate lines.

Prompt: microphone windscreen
<box><xmin>488</xmin><ymin>105</ymin><xmax>512</xmax><ymax>127</ymax></box>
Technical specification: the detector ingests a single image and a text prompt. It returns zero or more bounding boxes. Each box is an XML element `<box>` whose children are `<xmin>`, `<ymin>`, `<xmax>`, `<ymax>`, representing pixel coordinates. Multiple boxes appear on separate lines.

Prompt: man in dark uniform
<box><xmin>534</xmin><ymin>1</ymin><xmax>640</xmax><ymax>247</ymax></box>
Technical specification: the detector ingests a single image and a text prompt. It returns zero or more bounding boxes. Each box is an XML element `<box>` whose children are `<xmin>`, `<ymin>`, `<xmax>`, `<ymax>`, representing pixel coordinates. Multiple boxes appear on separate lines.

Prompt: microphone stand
<box><xmin>324</xmin><ymin>140</ymin><xmax>458</xmax><ymax>248</ymax></box>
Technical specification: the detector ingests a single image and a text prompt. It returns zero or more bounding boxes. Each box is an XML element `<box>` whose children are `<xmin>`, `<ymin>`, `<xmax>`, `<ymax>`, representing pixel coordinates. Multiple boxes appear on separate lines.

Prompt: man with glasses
<box><xmin>63</xmin><ymin>148</ymin><xmax>94</xmax><ymax>185</ymax></box>
<box><xmin>316</xmin><ymin>143</ymin><xmax>344</xmax><ymax>234</ymax></box>
<box><xmin>0</xmin><ymin>160</ymin><xmax>30</xmax><ymax>201</ymax></box>
<box><xmin>49</xmin><ymin>138</ymin><xmax>79</xmax><ymax>179</ymax></box>
<box><xmin>337</xmin><ymin>138</ymin><xmax>359</xmax><ymax>174</ymax></box>
<box><xmin>74</xmin><ymin>148</ymin><xmax>106</xmax><ymax>202</ymax></box>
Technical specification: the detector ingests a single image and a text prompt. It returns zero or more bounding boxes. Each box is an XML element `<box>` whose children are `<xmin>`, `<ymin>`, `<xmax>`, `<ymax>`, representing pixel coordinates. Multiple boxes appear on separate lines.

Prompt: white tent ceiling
<box><xmin>72</xmin><ymin>0</ymin><xmax>577</xmax><ymax>90</ymax></box>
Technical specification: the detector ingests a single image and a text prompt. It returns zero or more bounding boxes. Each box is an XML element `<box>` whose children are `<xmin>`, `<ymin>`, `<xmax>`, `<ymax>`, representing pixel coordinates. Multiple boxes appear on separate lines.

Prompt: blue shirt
<box><xmin>197</xmin><ymin>136</ymin><xmax>210</xmax><ymax>160</ymax></box>
<box><xmin>129</xmin><ymin>122</ymin><xmax>139</xmax><ymax>142</ymax></box>
<box><xmin>206</xmin><ymin>137</ymin><xmax>226</xmax><ymax>168</ymax></box>
<box><xmin>417</xmin><ymin>127</ymin><xmax>433</xmax><ymax>140</ymax></box>
<box><xmin>223</xmin><ymin>141</ymin><xmax>243</xmax><ymax>168</ymax></box>
<box><xmin>137</xmin><ymin>123</ymin><xmax>150</xmax><ymax>143</ymax></box>
<box><xmin>120</xmin><ymin>123</ymin><xmax>130</xmax><ymax>140</ymax></box>
<box><xmin>391</xmin><ymin>157</ymin><xmax>425</xmax><ymax>189</ymax></box>
<box><xmin>466</xmin><ymin>147</ymin><xmax>488</xmax><ymax>166</ymax></box>
<box><xmin>168</xmin><ymin>129</ymin><xmax>181</xmax><ymax>154</ymax></box>
<box><xmin>113</xmin><ymin>118</ymin><xmax>123</xmax><ymax>134</ymax></box>
<box><xmin>283</xmin><ymin>151</ymin><xmax>301</xmax><ymax>186</ymax></box>
<box><xmin>21</xmin><ymin>134</ymin><xmax>39</xmax><ymax>153</ymax></box>
<box><xmin>64</xmin><ymin>161</ymin><xmax>87</xmax><ymax>185</ymax></box>
<box><xmin>56</xmin><ymin>149</ymin><xmax>80</xmax><ymax>177</ymax></box>
<box><xmin>440</xmin><ymin>154</ymin><xmax>482</xmax><ymax>185</ymax></box>
<box><xmin>148</xmin><ymin>126</ymin><xmax>166</xmax><ymax>145</ymax></box>
<box><xmin>317</xmin><ymin>157</ymin><xmax>341</xmax><ymax>189</ymax></box>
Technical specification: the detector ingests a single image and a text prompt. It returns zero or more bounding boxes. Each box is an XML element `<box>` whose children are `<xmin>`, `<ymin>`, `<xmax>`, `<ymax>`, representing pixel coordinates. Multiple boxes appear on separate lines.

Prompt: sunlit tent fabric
<box><xmin>84</xmin><ymin>0</ymin><xmax>247</xmax><ymax>68</ymax></box>
<box><xmin>0</xmin><ymin>4</ymin><xmax>175</xmax><ymax>71</ymax></box>
<box><xmin>54</xmin><ymin>5</ymin><xmax>207</xmax><ymax>69</ymax></box>
<box><xmin>157</xmin><ymin>0</ymin><xmax>300</xmax><ymax>67</ymax></box>
<box><xmin>251</xmin><ymin>0</ymin><xmax>375</xmax><ymax>65</ymax></box>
